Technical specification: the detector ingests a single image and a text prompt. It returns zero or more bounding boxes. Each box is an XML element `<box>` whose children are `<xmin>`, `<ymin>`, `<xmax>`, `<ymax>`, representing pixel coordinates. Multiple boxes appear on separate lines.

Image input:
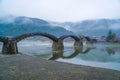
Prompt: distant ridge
<box><xmin>60</xmin><ymin>19</ymin><xmax>120</xmax><ymax>36</ymax></box>
<box><xmin>0</xmin><ymin>16</ymin><xmax>74</xmax><ymax>37</ymax></box>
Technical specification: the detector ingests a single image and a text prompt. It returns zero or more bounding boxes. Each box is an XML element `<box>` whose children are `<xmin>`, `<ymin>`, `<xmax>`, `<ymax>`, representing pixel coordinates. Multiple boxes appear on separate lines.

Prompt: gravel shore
<box><xmin>0</xmin><ymin>54</ymin><xmax>120</xmax><ymax>80</ymax></box>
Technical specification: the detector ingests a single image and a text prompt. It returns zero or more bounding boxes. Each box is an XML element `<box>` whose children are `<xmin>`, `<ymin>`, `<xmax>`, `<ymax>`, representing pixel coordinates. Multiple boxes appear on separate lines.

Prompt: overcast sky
<box><xmin>0</xmin><ymin>0</ymin><xmax>120</xmax><ymax>22</ymax></box>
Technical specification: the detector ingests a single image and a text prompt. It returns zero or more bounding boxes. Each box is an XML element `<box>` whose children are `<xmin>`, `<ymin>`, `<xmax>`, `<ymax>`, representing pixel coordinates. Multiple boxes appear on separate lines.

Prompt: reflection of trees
<box><xmin>106</xmin><ymin>48</ymin><xmax>115</xmax><ymax>55</ymax></box>
<box><xmin>49</xmin><ymin>47</ymin><xmax>93</xmax><ymax>60</ymax></box>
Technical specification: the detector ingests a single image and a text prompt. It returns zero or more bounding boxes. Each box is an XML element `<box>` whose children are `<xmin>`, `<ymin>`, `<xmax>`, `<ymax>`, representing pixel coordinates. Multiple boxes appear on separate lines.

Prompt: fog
<box><xmin>0</xmin><ymin>0</ymin><xmax>120</xmax><ymax>22</ymax></box>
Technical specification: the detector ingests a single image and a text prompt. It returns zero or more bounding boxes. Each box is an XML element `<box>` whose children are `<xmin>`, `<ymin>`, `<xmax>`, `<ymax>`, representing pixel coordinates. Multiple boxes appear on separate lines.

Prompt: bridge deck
<box><xmin>0</xmin><ymin>55</ymin><xmax>120</xmax><ymax>80</ymax></box>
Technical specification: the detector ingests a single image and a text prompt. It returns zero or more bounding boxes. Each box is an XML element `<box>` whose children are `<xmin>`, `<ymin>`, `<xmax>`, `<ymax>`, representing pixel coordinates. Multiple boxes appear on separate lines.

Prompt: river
<box><xmin>0</xmin><ymin>40</ymin><xmax>120</xmax><ymax>71</ymax></box>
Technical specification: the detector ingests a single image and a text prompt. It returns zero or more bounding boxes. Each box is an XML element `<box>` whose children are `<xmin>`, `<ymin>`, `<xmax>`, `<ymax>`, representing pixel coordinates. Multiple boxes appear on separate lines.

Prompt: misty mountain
<box><xmin>0</xmin><ymin>16</ymin><xmax>73</xmax><ymax>37</ymax></box>
<box><xmin>61</xmin><ymin>19</ymin><xmax>120</xmax><ymax>36</ymax></box>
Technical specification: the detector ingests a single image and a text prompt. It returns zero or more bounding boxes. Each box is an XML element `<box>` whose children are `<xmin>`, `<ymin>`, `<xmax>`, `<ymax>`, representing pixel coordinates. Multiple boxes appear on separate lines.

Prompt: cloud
<box><xmin>0</xmin><ymin>0</ymin><xmax>9</xmax><ymax>17</ymax></box>
<box><xmin>0</xmin><ymin>0</ymin><xmax>120</xmax><ymax>22</ymax></box>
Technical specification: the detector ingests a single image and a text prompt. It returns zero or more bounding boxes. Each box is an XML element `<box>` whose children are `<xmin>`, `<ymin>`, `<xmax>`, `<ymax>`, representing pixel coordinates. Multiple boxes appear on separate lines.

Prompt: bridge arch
<box><xmin>13</xmin><ymin>33</ymin><xmax>59</xmax><ymax>54</ymax></box>
<box><xmin>1</xmin><ymin>33</ymin><xmax>86</xmax><ymax>54</ymax></box>
<box><xmin>13</xmin><ymin>33</ymin><xmax>58</xmax><ymax>42</ymax></box>
<box><xmin>58</xmin><ymin>35</ymin><xmax>82</xmax><ymax>49</ymax></box>
<box><xmin>59</xmin><ymin>35</ymin><xmax>80</xmax><ymax>41</ymax></box>
<box><xmin>84</xmin><ymin>36</ymin><xmax>91</xmax><ymax>42</ymax></box>
<box><xmin>1</xmin><ymin>33</ymin><xmax>59</xmax><ymax>54</ymax></box>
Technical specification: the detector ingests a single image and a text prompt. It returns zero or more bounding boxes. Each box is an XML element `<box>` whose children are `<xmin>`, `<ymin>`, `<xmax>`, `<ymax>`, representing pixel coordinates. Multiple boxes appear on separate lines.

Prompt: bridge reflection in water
<box><xmin>49</xmin><ymin>45</ymin><xmax>119</xmax><ymax>60</ymax></box>
<box><xmin>49</xmin><ymin>47</ymin><xmax>93</xmax><ymax>60</ymax></box>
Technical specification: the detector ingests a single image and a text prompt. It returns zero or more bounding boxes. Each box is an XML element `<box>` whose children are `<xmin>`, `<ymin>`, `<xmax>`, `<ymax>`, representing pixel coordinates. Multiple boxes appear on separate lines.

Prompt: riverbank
<box><xmin>0</xmin><ymin>54</ymin><xmax>120</xmax><ymax>80</ymax></box>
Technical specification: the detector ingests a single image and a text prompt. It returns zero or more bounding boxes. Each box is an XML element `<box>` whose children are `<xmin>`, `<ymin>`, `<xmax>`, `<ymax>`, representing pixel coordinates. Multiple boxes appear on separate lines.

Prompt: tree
<box><xmin>106</xmin><ymin>30</ymin><xmax>116</xmax><ymax>42</ymax></box>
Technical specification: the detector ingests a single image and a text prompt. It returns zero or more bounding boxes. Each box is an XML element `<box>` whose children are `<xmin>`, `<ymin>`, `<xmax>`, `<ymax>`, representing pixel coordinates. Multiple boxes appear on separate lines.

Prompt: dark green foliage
<box><xmin>106</xmin><ymin>30</ymin><xmax>116</xmax><ymax>42</ymax></box>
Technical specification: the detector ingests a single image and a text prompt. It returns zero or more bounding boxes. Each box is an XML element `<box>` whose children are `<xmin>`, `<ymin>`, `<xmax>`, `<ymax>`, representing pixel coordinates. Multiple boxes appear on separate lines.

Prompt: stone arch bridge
<box><xmin>0</xmin><ymin>33</ymin><xmax>91</xmax><ymax>54</ymax></box>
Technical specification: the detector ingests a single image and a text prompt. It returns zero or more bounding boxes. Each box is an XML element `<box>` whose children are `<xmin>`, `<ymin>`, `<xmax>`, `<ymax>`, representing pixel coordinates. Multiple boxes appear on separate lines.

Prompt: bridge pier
<box><xmin>52</xmin><ymin>40</ymin><xmax>83</xmax><ymax>51</ymax></box>
<box><xmin>49</xmin><ymin>50</ymin><xmax>64</xmax><ymax>60</ymax></box>
<box><xmin>74</xmin><ymin>41</ymin><xmax>83</xmax><ymax>50</ymax></box>
<box><xmin>52</xmin><ymin>40</ymin><xmax>64</xmax><ymax>51</ymax></box>
<box><xmin>2</xmin><ymin>40</ymin><xmax>18</xmax><ymax>54</ymax></box>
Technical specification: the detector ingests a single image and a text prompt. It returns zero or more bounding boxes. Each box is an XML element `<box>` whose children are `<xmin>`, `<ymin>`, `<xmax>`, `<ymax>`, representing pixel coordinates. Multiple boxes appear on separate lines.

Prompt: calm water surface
<box><xmin>0</xmin><ymin>41</ymin><xmax>120</xmax><ymax>71</ymax></box>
